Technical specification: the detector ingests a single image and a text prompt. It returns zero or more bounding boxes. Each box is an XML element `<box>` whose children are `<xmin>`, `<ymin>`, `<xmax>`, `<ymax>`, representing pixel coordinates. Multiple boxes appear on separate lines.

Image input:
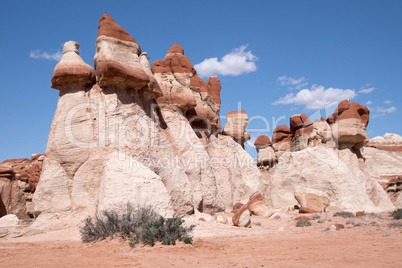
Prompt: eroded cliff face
<box><xmin>256</xmin><ymin>100</ymin><xmax>395</xmax><ymax>212</ymax></box>
<box><xmin>32</xmin><ymin>12</ymin><xmax>263</xmax><ymax>228</ymax></box>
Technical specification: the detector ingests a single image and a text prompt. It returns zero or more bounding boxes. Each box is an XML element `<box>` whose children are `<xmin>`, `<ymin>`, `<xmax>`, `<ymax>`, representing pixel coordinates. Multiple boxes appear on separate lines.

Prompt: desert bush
<box><xmin>368</xmin><ymin>212</ymin><xmax>382</xmax><ymax>219</ymax></box>
<box><xmin>353</xmin><ymin>223</ymin><xmax>367</xmax><ymax>227</ymax></box>
<box><xmin>129</xmin><ymin>217</ymin><xmax>195</xmax><ymax>247</ymax></box>
<box><xmin>370</xmin><ymin>221</ymin><xmax>378</xmax><ymax>226</ymax></box>
<box><xmin>296</xmin><ymin>220</ymin><xmax>311</xmax><ymax>227</ymax></box>
<box><xmin>333</xmin><ymin>211</ymin><xmax>355</xmax><ymax>218</ymax></box>
<box><xmin>345</xmin><ymin>221</ymin><xmax>355</xmax><ymax>225</ymax></box>
<box><xmin>80</xmin><ymin>205</ymin><xmax>159</xmax><ymax>242</ymax></box>
<box><xmin>388</xmin><ymin>221</ymin><xmax>402</xmax><ymax>228</ymax></box>
<box><xmin>312</xmin><ymin>214</ymin><xmax>321</xmax><ymax>220</ymax></box>
<box><xmin>390</xmin><ymin>208</ymin><xmax>402</xmax><ymax>220</ymax></box>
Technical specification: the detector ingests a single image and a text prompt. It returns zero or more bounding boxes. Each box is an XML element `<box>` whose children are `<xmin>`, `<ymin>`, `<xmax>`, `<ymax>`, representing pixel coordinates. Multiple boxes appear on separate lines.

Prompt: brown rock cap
<box><xmin>97</xmin><ymin>12</ymin><xmax>141</xmax><ymax>54</ymax></box>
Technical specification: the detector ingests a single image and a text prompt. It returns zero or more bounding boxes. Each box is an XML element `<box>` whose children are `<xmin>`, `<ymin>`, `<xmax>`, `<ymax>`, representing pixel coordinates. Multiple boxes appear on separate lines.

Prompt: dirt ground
<box><xmin>1</xmin><ymin>211</ymin><xmax>401</xmax><ymax>267</ymax></box>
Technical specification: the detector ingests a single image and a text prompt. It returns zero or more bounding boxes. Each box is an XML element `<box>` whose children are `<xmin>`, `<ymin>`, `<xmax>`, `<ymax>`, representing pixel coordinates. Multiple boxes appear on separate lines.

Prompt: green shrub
<box><xmin>80</xmin><ymin>205</ymin><xmax>160</xmax><ymax>242</ymax></box>
<box><xmin>296</xmin><ymin>220</ymin><xmax>311</xmax><ymax>227</ymax></box>
<box><xmin>333</xmin><ymin>211</ymin><xmax>355</xmax><ymax>218</ymax></box>
<box><xmin>129</xmin><ymin>216</ymin><xmax>195</xmax><ymax>247</ymax></box>
<box><xmin>80</xmin><ymin>204</ymin><xmax>195</xmax><ymax>247</ymax></box>
<box><xmin>390</xmin><ymin>208</ymin><xmax>402</xmax><ymax>220</ymax></box>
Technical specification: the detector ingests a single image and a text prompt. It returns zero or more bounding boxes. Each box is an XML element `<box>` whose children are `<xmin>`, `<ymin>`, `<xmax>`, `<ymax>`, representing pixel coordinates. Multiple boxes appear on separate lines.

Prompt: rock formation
<box><xmin>33</xmin><ymin>13</ymin><xmax>264</xmax><ymax>228</ymax></box>
<box><xmin>260</xmin><ymin>100</ymin><xmax>395</xmax><ymax>212</ymax></box>
<box><xmin>363</xmin><ymin>134</ymin><xmax>402</xmax><ymax>208</ymax></box>
<box><xmin>152</xmin><ymin>43</ymin><xmax>222</xmax><ymax>134</ymax></box>
<box><xmin>327</xmin><ymin>99</ymin><xmax>370</xmax><ymax>150</ymax></box>
<box><xmin>0</xmin><ymin>154</ymin><xmax>43</xmax><ymax>219</ymax></box>
<box><xmin>222</xmin><ymin>110</ymin><xmax>250</xmax><ymax>148</ymax></box>
<box><xmin>271</xmin><ymin>125</ymin><xmax>291</xmax><ymax>158</ymax></box>
<box><xmin>254</xmin><ymin>135</ymin><xmax>276</xmax><ymax>167</ymax></box>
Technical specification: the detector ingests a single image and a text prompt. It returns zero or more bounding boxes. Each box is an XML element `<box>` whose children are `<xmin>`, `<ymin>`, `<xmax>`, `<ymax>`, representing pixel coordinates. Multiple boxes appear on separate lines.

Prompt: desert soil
<box><xmin>0</xmin><ymin>211</ymin><xmax>401</xmax><ymax>267</ymax></box>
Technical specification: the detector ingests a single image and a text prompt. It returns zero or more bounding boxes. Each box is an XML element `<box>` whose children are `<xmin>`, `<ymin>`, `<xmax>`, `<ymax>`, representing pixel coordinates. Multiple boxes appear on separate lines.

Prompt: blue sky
<box><xmin>0</xmin><ymin>0</ymin><xmax>401</xmax><ymax>161</ymax></box>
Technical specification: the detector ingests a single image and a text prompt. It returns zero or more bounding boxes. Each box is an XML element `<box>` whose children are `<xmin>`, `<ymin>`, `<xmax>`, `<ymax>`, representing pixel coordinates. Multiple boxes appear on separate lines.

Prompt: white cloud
<box><xmin>194</xmin><ymin>45</ymin><xmax>257</xmax><ymax>77</ymax></box>
<box><xmin>373</xmin><ymin>106</ymin><xmax>397</xmax><ymax>118</ymax></box>
<box><xmin>277</xmin><ymin>76</ymin><xmax>308</xmax><ymax>90</ymax></box>
<box><xmin>384</xmin><ymin>100</ymin><xmax>392</xmax><ymax>104</ymax></box>
<box><xmin>358</xmin><ymin>85</ymin><xmax>375</xmax><ymax>94</ymax></box>
<box><xmin>30</xmin><ymin>49</ymin><xmax>62</xmax><ymax>61</ymax></box>
<box><xmin>273</xmin><ymin>84</ymin><xmax>357</xmax><ymax>110</ymax></box>
<box><xmin>366</xmin><ymin>100</ymin><xmax>373</xmax><ymax>105</ymax></box>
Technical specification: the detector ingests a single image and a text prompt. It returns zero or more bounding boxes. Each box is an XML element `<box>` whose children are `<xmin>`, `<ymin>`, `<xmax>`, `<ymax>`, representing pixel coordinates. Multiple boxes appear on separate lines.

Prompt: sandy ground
<box><xmin>0</xmin><ymin>211</ymin><xmax>401</xmax><ymax>267</ymax></box>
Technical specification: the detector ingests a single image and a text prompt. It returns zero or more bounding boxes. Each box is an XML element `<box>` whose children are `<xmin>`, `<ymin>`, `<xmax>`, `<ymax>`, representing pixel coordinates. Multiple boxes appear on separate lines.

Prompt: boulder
<box><xmin>214</xmin><ymin>212</ymin><xmax>228</xmax><ymax>224</ymax></box>
<box><xmin>232</xmin><ymin>202</ymin><xmax>244</xmax><ymax>213</ymax></box>
<box><xmin>0</xmin><ymin>214</ymin><xmax>19</xmax><ymax>227</ymax></box>
<box><xmin>232</xmin><ymin>204</ymin><xmax>251</xmax><ymax>227</ymax></box>
<box><xmin>294</xmin><ymin>190</ymin><xmax>330</xmax><ymax>212</ymax></box>
<box><xmin>299</xmin><ymin>207</ymin><xmax>318</xmax><ymax>214</ymax></box>
<box><xmin>295</xmin><ymin>216</ymin><xmax>312</xmax><ymax>221</ymax></box>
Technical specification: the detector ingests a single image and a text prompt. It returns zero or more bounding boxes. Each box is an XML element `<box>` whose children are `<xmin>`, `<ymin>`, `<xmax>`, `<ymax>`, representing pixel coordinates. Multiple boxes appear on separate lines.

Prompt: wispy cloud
<box><xmin>277</xmin><ymin>76</ymin><xmax>308</xmax><ymax>90</ymax></box>
<box><xmin>273</xmin><ymin>84</ymin><xmax>356</xmax><ymax>110</ymax></box>
<box><xmin>29</xmin><ymin>49</ymin><xmax>62</xmax><ymax>61</ymax></box>
<box><xmin>194</xmin><ymin>45</ymin><xmax>257</xmax><ymax>77</ymax></box>
<box><xmin>384</xmin><ymin>100</ymin><xmax>392</xmax><ymax>104</ymax></box>
<box><xmin>373</xmin><ymin>106</ymin><xmax>397</xmax><ymax>118</ymax></box>
<box><xmin>358</xmin><ymin>84</ymin><xmax>375</xmax><ymax>94</ymax></box>
<box><xmin>366</xmin><ymin>100</ymin><xmax>373</xmax><ymax>105</ymax></box>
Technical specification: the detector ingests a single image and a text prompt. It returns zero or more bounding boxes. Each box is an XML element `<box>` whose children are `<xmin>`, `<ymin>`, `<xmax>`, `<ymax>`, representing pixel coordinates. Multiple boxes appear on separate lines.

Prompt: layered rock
<box><xmin>0</xmin><ymin>154</ymin><xmax>43</xmax><ymax>219</ymax></box>
<box><xmin>366</xmin><ymin>133</ymin><xmax>402</xmax><ymax>152</ymax></box>
<box><xmin>267</xmin><ymin>145</ymin><xmax>394</xmax><ymax>212</ymax></box>
<box><xmin>328</xmin><ymin>99</ymin><xmax>369</xmax><ymax>149</ymax></box>
<box><xmin>289</xmin><ymin>114</ymin><xmax>314</xmax><ymax>151</ymax></box>
<box><xmin>363</xmin><ymin>134</ymin><xmax>402</xmax><ymax>208</ymax></box>
<box><xmin>152</xmin><ymin>43</ymin><xmax>222</xmax><ymax>134</ymax></box>
<box><xmin>254</xmin><ymin>135</ymin><xmax>276</xmax><ymax>168</ymax></box>
<box><xmin>33</xmin><ymin>13</ymin><xmax>264</xmax><ymax>229</ymax></box>
<box><xmin>94</xmin><ymin>12</ymin><xmax>162</xmax><ymax>98</ymax></box>
<box><xmin>51</xmin><ymin>41</ymin><xmax>95</xmax><ymax>90</ymax></box>
<box><xmin>152</xmin><ymin>43</ymin><xmax>197</xmax><ymax>112</ymax></box>
<box><xmin>223</xmin><ymin>110</ymin><xmax>250</xmax><ymax>148</ymax></box>
<box><xmin>294</xmin><ymin>190</ymin><xmax>330</xmax><ymax>212</ymax></box>
<box><xmin>271</xmin><ymin>125</ymin><xmax>291</xmax><ymax>158</ymax></box>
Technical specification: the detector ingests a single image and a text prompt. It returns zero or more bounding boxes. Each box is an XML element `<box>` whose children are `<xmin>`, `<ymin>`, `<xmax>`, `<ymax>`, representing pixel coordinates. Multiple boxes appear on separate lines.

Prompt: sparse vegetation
<box><xmin>129</xmin><ymin>217</ymin><xmax>194</xmax><ymax>247</ymax></box>
<box><xmin>388</xmin><ymin>221</ymin><xmax>402</xmax><ymax>228</ymax></box>
<box><xmin>296</xmin><ymin>220</ymin><xmax>312</xmax><ymax>227</ymax></box>
<box><xmin>333</xmin><ymin>211</ymin><xmax>355</xmax><ymax>218</ymax></box>
<box><xmin>346</xmin><ymin>221</ymin><xmax>355</xmax><ymax>225</ymax></box>
<box><xmin>370</xmin><ymin>221</ymin><xmax>378</xmax><ymax>226</ymax></box>
<box><xmin>80</xmin><ymin>205</ymin><xmax>159</xmax><ymax>242</ymax></box>
<box><xmin>353</xmin><ymin>223</ymin><xmax>367</xmax><ymax>227</ymax></box>
<box><xmin>80</xmin><ymin>205</ymin><xmax>194</xmax><ymax>247</ymax></box>
<box><xmin>390</xmin><ymin>208</ymin><xmax>402</xmax><ymax>220</ymax></box>
<box><xmin>312</xmin><ymin>214</ymin><xmax>321</xmax><ymax>220</ymax></box>
<box><xmin>368</xmin><ymin>213</ymin><xmax>383</xmax><ymax>219</ymax></box>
